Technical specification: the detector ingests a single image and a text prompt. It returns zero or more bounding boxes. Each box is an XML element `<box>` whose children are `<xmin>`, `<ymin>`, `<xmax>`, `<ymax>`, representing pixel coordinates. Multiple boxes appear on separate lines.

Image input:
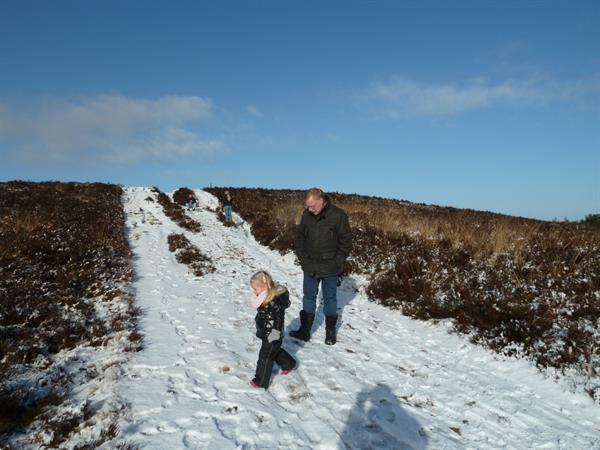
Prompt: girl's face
<box><xmin>251</xmin><ymin>281</ymin><xmax>268</xmax><ymax>296</ymax></box>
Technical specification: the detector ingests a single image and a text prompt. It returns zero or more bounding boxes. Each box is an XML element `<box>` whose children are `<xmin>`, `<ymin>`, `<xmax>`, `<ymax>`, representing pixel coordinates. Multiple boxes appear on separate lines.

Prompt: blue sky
<box><xmin>1</xmin><ymin>0</ymin><xmax>598</xmax><ymax>220</ymax></box>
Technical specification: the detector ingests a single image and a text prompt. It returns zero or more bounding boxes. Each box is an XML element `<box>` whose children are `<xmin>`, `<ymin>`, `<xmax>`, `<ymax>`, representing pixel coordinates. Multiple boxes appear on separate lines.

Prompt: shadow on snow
<box><xmin>339</xmin><ymin>383</ymin><xmax>428</xmax><ymax>450</ymax></box>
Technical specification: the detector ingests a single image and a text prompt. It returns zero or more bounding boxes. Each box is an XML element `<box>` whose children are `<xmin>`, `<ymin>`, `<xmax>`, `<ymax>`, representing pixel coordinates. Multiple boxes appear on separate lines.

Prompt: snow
<box><xmin>114</xmin><ymin>187</ymin><xmax>600</xmax><ymax>449</ymax></box>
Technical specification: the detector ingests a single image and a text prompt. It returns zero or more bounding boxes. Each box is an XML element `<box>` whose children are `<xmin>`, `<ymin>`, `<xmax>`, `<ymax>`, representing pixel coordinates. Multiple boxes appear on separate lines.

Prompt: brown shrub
<box><xmin>155</xmin><ymin>189</ymin><xmax>201</xmax><ymax>232</ymax></box>
<box><xmin>167</xmin><ymin>233</ymin><xmax>215</xmax><ymax>277</ymax></box>
<box><xmin>172</xmin><ymin>187</ymin><xmax>197</xmax><ymax>207</ymax></box>
<box><xmin>0</xmin><ymin>181</ymin><xmax>140</xmax><ymax>439</ymax></box>
<box><xmin>0</xmin><ymin>387</ymin><xmax>61</xmax><ymax>436</ymax></box>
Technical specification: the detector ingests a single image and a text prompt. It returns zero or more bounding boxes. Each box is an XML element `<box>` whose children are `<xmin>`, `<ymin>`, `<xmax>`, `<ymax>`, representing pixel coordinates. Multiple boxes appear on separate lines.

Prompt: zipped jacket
<box><xmin>255</xmin><ymin>290</ymin><xmax>290</xmax><ymax>339</ymax></box>
<box><xmin>295</xmin><ymin>202</ymin><xmax>352</xmax><ymax>277</ymax></box>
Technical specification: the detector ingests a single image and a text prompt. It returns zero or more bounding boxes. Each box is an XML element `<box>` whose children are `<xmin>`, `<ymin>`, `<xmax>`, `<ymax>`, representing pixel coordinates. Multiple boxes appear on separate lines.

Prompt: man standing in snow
<box><xmin>291</xmin><ymin>188</ymin><xmax>352</xmax><ymax>345</ymax></box>
<box><xmin>222</xmin><ymin>190</ymin><xmax>233</xmax><ymax>224</ymax></box>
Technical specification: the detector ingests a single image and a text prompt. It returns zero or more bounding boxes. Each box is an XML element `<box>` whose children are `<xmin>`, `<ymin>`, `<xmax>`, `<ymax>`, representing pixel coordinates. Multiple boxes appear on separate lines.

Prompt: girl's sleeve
<box><xmin>272</xmin><ymin>303</ymin><xmax>286</xmax><ymax>332</ymax></box>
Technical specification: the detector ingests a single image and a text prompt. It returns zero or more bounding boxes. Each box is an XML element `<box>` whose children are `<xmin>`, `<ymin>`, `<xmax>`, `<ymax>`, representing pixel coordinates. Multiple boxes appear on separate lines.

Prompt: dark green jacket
<box><xmin>295</xmin><ymin>202</ymin><xmax>352</xmax><ymax>277</ymax></box>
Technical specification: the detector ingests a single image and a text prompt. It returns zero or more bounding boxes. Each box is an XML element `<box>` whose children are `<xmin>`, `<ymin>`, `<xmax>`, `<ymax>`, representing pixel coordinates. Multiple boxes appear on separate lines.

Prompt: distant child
<box><xmin>186</xmin><ymin>193</ymin><xmax>198</xmax><ymax>210</ymax></box>
<box><xmin>248</xmin><ymin>271</ymin><xmax>296</xmax><ymax>389</ymax></box>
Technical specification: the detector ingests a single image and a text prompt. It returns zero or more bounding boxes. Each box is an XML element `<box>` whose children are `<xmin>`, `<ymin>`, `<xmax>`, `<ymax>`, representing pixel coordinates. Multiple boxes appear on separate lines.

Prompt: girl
<box><xmin>249</xmin><ymin>271</ymin><xmax>296</xmax><ymax>389</ymax></box>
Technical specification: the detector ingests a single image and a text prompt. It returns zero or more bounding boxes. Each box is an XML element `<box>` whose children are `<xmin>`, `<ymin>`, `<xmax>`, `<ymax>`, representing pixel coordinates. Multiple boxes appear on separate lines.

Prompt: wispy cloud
<box><xmin>361</xmin><ymin>76</ymin><xmax>600</xmax><ymax>119</ymax></box>
<box><xmin>0</xmin><ymin>95</ymin><xmax>230</xmax><ymax>165</ymax></box>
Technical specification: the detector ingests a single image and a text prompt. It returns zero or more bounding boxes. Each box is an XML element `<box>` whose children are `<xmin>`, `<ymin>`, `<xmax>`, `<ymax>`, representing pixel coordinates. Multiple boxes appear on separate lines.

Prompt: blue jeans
<box><xmin>224</xmin><ymin>205</ymin><xmax>232</xmax><ymax>222</ymax></box>
<box><xmin>302</xmin><ymin>272</ymin><xmax>338</xmax><ymax>316</ymax></box>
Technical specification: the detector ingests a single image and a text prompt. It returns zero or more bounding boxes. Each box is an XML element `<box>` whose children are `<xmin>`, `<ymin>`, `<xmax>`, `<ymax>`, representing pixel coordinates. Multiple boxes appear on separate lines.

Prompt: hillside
<box><xmin>207</xmin><ymin>187</ymin><xmax>600</xmax><ymax>402</ymax></box>
<box><xmin>1</xmin><ymin>183</ymin><xmax>598</xmax><ymax>449</ymax></box>
<box><xmin>111</xmin><ymin>187</ymin><xmax>598</xmax><ymax>449</ymax></box>
<box><xmin>0</xmin><ymin>181</ymin><xmax>141</xmax><ymax>448</ymax></box>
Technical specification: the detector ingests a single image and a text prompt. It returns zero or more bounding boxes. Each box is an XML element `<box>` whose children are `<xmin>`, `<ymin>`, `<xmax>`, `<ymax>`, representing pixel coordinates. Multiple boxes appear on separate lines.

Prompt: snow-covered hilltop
<box><xmin>111</xmin><ymin>187</ymin><xmax>599</xmax><ymax>449</ymax></box>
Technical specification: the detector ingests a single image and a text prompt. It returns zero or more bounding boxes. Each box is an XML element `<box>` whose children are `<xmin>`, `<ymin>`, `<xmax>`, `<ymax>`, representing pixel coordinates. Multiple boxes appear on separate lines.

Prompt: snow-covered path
<box><xmin>116</xmin><ymin>187</ymin><xmax>600</xmax><ymax>449</ymax></box>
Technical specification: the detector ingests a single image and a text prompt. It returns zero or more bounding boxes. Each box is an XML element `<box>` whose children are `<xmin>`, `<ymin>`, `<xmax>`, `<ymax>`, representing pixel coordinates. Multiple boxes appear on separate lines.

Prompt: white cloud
<box><xmin>362</xmin><ymin>76</ymin><xmax>600</xmax><ymax>118</ymax></box>
<box><xmin>0</xmin><ymin>94</ymin><xmax>229</xmax><ymax>164</ymax></box>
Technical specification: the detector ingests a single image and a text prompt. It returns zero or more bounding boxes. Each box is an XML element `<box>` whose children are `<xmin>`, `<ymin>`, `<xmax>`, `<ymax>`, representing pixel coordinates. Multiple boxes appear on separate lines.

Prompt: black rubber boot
<box><xmin>325</xmin><ymin>315</ymin><xmax>338</xmax><ymax>345</ymax></box>
<box><xmin>290</xmin><ymin>310</ymin><xmax>315</xmax><ymax>342</ymax></box>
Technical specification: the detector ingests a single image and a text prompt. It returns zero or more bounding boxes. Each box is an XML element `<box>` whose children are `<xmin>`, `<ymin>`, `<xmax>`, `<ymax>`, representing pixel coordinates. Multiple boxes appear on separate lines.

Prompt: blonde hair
<box><xmin>250</xmin><ymin>271</ymin><xmax>287</xmax><ymax>306</ymax></box>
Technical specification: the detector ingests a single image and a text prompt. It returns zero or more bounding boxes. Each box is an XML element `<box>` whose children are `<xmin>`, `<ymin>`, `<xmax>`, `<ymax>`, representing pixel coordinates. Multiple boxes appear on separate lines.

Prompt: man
<box><xmin>223</xmin><ymin>190</ymin><xmax>233</xmax><ymax>223</ymax></box>
<box><xmin>290</xmin><ymin>188</ymin><xmax>352</xmax><ymax>345</ymax></box>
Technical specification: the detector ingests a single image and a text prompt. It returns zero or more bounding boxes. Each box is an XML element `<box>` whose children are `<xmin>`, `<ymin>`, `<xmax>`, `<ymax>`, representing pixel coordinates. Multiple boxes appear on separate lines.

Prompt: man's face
<box><xmin>306</xmin><ymin>195</ymin><xmax>326</xmax><ymax>215</ymax></box>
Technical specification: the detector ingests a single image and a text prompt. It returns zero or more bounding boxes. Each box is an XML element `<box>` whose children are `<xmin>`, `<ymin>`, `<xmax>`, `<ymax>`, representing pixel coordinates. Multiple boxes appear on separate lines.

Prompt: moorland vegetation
<box><xmin>0</xmin><ymin>181</ymin><xmax>141</xmax><ymax>446</ymax></box>
<box><xmin>207</xmin><ymin>187</ymin><xmax>600</xmax><ymax>402</ymax></box>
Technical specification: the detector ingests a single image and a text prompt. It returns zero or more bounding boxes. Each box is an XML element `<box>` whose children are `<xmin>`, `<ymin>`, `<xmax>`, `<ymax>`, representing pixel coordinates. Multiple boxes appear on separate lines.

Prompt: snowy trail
<box><xmin>116</xmin><ymin>187</ymin><xmax>600</xmax><ymax>449</ymax></box>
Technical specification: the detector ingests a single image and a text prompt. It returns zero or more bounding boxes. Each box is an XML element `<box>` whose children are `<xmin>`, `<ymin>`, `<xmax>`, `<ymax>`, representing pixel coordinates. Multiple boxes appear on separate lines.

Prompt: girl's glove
<box><xmin>267</xmin><ymin>329</ymin><xmax>281</xmax><ymax>343</ymax></box>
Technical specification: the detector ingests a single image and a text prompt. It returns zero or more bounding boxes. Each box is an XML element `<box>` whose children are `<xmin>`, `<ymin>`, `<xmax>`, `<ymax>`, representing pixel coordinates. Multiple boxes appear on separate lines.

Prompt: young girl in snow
<box><xmin>249</xmin><ymin>271</ymin><xmax>296</xmax><ymax>389</ymax></box>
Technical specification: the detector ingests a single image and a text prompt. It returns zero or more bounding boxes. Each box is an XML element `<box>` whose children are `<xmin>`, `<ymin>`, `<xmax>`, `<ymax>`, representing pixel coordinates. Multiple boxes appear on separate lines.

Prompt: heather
<box><xmin>0</xmin><ymin>181</ymin><xmax>140</xmax><ymax>446</ymax></box>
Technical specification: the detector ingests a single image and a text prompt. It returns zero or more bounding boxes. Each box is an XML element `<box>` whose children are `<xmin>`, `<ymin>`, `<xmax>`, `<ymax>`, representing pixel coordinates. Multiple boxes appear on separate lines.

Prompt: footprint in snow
<box><xmin>372</xmin><ymin>398</ymin><xmax>397</xmax><ymax>423</ymax></box>
<box><xmin>155</xmin><ymin>421</ymin><xmax>178</xmax><ymax>433</ymax></box>
<box><xmin>323</xmin><ymin>378</ymin><xmax>342</xmax><ymax>392</ymax></box>
<box><xmin>140</xmin><ymin>426</ymin><xmax>160</xmax><ymax>436</ymax></box>
<box><xmin>183</xmin><ymin>334</ymin><xmax>200</xmax><ymax>344</ymax></box>
<box><xmin>183</xmin><ymin>431</ymin><xmax>212</xmax><ymax>448</ymax></box>
<box><xmin>214</xmin><ymin>338</ymin><xmax>228</xmax><ymax>349</ymax></box>
<box><xmin>213</xmin><ymin>416</ymin><xmax>240</xmax><ymax>440</ymax></box>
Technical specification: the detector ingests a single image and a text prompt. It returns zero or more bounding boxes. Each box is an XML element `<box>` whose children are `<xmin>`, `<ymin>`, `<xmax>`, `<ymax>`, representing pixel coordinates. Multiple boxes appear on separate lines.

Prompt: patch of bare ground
<box><xmin>205</xmin><ymin>187</ymin><xmax>600</xmax><ymax>402</ymax></box>
<box><xmin>0</xmin><ymin>181</ymin><xmax>142</xmax><ymax>447</ymax></box>
<box><xmin>167</xmin><ymin>233</ymin><xmax>215</xmax><ymax>277</ymax></box>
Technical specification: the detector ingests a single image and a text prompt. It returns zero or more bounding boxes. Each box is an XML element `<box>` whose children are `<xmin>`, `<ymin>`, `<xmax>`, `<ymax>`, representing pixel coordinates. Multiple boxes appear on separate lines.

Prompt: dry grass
<box><xmin>206</xmin><ymin>186</ymin><xmax>600</xmax><ymax>401</ymax></box>
<box><xmin>332</xmin><ymin>195</ymin><xmax>543</xmax><ymax>258</ymax></box>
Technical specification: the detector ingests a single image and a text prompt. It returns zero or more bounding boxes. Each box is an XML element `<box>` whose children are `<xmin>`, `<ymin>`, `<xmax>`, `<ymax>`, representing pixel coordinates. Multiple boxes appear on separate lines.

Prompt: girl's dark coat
<box><xmin>252</xmin><ymin>289</ymin><xmax>295</xmax><ymax>388</ymax></box>
<box><xmin>254</xmin><ymin>290</ymin><xmax>290</xmax><ymax>339</ymax></box>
